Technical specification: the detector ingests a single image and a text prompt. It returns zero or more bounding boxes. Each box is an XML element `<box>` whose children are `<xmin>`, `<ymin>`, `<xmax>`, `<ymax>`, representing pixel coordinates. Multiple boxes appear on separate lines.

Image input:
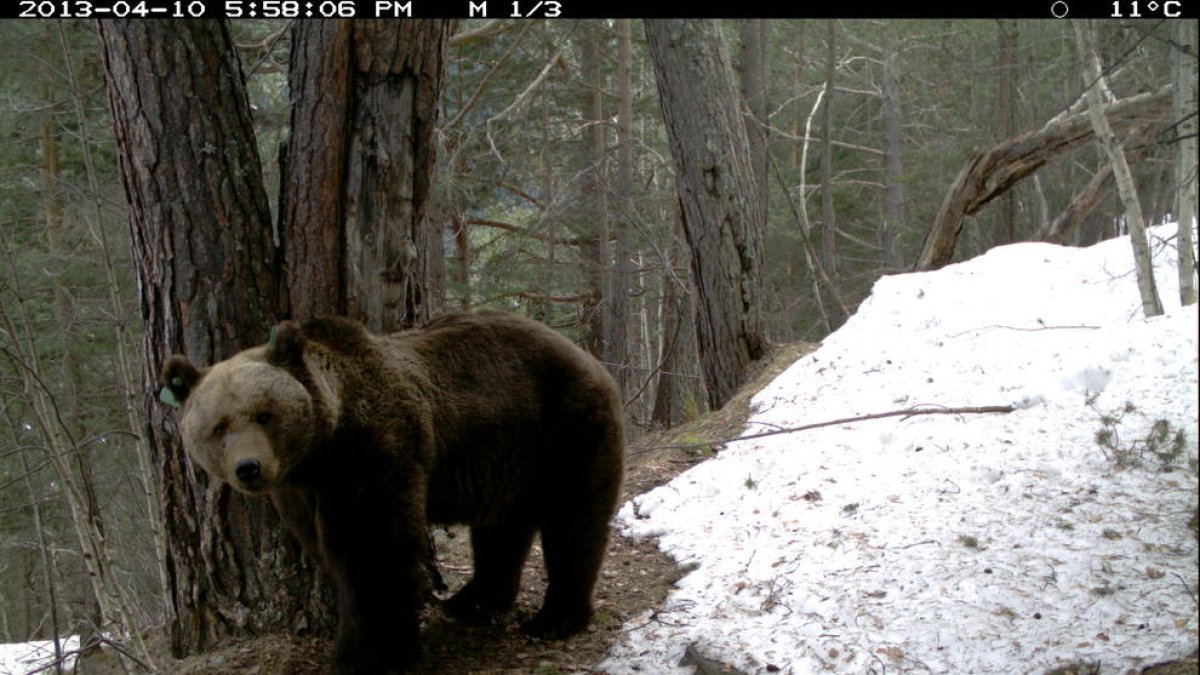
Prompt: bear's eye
<box><xmin>212</xmin><ymin>422</ymin><xmax>227</xmax><ymax>438</ymax></box>
<box><xmin>255</xmin><ymin>411</ymin><xmax>273</xmax><ymax>426</ymax></box>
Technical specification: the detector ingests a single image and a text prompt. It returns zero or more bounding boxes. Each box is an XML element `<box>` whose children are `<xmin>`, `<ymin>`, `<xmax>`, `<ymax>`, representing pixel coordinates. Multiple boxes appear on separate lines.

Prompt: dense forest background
<box><xmin>0</xmin><ymin>17</ymin><xmax>1195</xmax><ymax>666</ymax></box>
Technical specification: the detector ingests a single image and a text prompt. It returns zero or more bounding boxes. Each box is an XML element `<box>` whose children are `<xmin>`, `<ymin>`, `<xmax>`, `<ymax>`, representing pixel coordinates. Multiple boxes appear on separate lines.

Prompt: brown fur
<box><xmin>161</xmin><ymin>311</ymin><xmax>625</xmax><ymax>674</ymax></box>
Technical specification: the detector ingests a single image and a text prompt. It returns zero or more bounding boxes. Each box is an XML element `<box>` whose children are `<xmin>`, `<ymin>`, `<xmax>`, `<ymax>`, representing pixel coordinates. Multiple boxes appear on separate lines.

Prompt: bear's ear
<box><xmin>160</xmin><ymin>355</ymin><xmax>202</xmax><ymax>407</ymax></box>
<box><xmin>267</xmin><ymin>320</ymin><xmax>305</xmax><ymax>367</ymax></box>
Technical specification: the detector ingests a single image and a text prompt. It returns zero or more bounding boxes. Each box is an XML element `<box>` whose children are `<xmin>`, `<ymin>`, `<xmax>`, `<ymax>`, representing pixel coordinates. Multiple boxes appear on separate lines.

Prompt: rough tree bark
<box><xmin>344</xmin><ymin>21</ymin><xmax>449</xmax><ymax>332</ymax></box>
<box><xmin>98</xmin><ymin>19</ymin><xmax>328</xmax><ymax>657</ymax></box>
<box><xmin>282</xmin><ymin>20</ymin><xmax>451</xmax><ymax>332</ymax></box>
<box><xmin>278</xmin><ymin>21</ymin><xmax>352</xmax><ymax>320</ymax></box>
<box><xmin>915</xmin><ymin>87</ymin><xmax>1172</xmax><ymax>271</ymax></box>
<box><xmin>645</xmin><ymin>19</ymin><xmax>767</xmax><ymax>410</ymax></box>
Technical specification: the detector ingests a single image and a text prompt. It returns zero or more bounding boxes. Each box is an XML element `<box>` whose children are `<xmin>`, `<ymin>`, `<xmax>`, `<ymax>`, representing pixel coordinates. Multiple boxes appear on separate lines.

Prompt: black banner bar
<box><xmin>5</xmin><ymin>0</ymin><xmax>1195</xmax><ymax>20</ymax></box>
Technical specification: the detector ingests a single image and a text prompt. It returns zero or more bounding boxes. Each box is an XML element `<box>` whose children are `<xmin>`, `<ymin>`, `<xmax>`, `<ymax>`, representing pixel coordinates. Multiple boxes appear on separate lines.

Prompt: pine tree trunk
<box><xmin>579</xmin><ymin>22</ymin><xmax>609</xmax><ymax>359</ymax></box>
<box><xmin>738</xmin><ymin>20</ymin><xmax>769</xmax><ymax>219</ymax></box>
<box><xmin>608</xmin><ymin>19</ymin><xmax>633</xmax><ymax>394</ymax></box>
<box><xmin>279</xmin><ymin>20</ymin><xmax>353</xmax><ymax>320</ymax></box>
<box><xmin>343</xmin><ymin>21</ymin><xmax>450</xmax><ymax>332</ymax></box>
<box><xmin>645</xmin><ymin>19</ymin><xmax>767</xmax><ymax>410</ymax></box>
<box><xmin>281</xmin><ymin>20</ymin><xmax>450</xmax><ymax>331</ymax></box>
<box><xmin>99</xmin><ymin>19</ymin><xmax>331</xmax><ymax>657</ymax></box>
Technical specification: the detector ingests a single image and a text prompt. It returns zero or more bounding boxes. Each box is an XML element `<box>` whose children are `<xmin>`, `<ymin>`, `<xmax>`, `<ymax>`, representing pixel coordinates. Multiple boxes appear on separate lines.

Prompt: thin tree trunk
<box><xmin>17</xmin><ymin>442</ymin><xmax>64</xmax><ymax>674</ymax></box>
<box><xmin>1074</xmin><ymin>20</ymin><xmax>1163</xmax><ymax>318</ymax></box>
<box><xmin>451</xmin><ymin>212</ymin><xmax>471</xmax><ymax>310</ymax></box>
<box><xmin>1174</xmin><ymin>20</ymin><xmax>1197</xmax><ymax>306</ymax></box>
<box><xmin>39</xmin><ymin>65</ymin><xmax>105</xmax><ymax>642</ymax></box>
<box><xmin>819</xmin><ymin>22</ymin><xmax>839</xmax><ymax>287</ymax></box>
<box><xmin>996</xmin><ymin>20</ymin><xmax>1018</xmax><ymax>244</ymax></box>
<box><xmin>537</xmin><ymin>111</ymin><xmax>554</xmax><ymax>322</ymax></box>
<box><xmin>797</xmin><ymin>88</ymin><xmax>834</xmax><ymax>333</ymax></box>
<box><xmin>645</xmin><ymin>19</ymin><xmax>767</xmax><ymax>410</ymax></box>
<box><xmin>651</xmin><ymin>219</ymin><xmax>703</xmax><ymax>428</ymax></box>
<box><xmin>609</xmin><ymin>19</ymin><xmax>633</xmax><ymax>394</ymax></box>
<box><xmin>0</xmin><ymin>253</ymin><xmax>149</xmax><ymax>667</ymax></box>
<box><xmin>738</xmin><ymin>20</ymin><xmax>769</xmax><ymax>219</ymax></box>
<box><xmin>881</xmin><ymin>33</ymin><xmax>905</xmax><ymax>271</ymax></box>
<box><xmin>579</xmin><ymin>21</ymin><xmax>609</xmax><ymax>359</ymax></box>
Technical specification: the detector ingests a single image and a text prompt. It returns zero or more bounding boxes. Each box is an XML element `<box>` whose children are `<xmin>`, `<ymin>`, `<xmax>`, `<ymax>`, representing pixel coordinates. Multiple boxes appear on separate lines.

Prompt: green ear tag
<box><xmin>268</xmin><ymin>324</ymin><xmax>280</xmax><ymax>349</ymax></box>
<box><xmin>159</xmin><ymin>387</ymin><xmax>181</xmax><ymax>408</ymax></box>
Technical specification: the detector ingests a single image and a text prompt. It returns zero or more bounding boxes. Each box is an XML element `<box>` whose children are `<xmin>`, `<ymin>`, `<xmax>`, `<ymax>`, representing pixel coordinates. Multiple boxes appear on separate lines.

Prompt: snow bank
<box><xmin>605</xmin><ymin>224</ymin><xmax>1198</xmax><ymax>674</ymax></box>
<box><xmin>0</xmin><ymin>636</ymin><xmax>78</xmax><ymax>674</ymax></box>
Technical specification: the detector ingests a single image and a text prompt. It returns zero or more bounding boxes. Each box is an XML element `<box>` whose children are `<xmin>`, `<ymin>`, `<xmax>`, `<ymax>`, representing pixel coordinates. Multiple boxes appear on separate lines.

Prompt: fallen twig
<box><xmin>631</xmin><ymin>404</ymin><xmax>1016</xmax><ymax>454</ymax></box>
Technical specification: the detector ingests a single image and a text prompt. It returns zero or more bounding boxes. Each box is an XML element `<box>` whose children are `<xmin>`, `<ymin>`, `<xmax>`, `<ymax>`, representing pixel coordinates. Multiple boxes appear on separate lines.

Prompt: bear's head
<box><xmin>159</xmin><ymin>322</ymin><xmax>316</xmax><ymax>495</ymax></box>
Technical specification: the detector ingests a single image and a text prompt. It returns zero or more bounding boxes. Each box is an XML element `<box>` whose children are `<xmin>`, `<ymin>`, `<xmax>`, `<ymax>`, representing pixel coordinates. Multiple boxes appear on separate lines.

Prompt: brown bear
<box><xmin>159</xmin><ymin>311</ymin><xmax>625</xmax><ymax>674</ymax></box>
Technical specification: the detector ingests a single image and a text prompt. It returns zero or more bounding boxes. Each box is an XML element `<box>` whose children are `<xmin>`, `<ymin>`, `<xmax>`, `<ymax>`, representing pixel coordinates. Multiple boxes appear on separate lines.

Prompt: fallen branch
<box><xmin>916</xmin><ymin>87</ymin><xmax>1172</xmax><ymax>271</ymax></box>
<box><xmin>631</xmin><ymin>404</ymin><xmax>1016</xmax><ymax>454</ymax></box>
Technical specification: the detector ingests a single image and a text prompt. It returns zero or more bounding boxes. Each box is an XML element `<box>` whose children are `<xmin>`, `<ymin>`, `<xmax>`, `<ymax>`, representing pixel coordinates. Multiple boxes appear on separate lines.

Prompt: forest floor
<box><xmin>78</xmin><ymin>339</ymin><xmax>1195</xmax><ymax>675</ymax></box>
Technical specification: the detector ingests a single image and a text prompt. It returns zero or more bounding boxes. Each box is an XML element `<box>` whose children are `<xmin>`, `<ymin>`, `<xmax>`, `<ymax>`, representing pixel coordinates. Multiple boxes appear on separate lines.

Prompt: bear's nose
<box><xmin>235</xmin><ymin>459</ymin><xmax>262</xmax><ymax>484</ymax></box>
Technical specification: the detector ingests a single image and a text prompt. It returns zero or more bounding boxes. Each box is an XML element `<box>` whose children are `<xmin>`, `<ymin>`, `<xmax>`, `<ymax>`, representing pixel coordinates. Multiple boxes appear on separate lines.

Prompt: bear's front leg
<box><xmin>318</xmin><ymin>493</ymin><xmax>429</xmax><ymax>674</ymax></box>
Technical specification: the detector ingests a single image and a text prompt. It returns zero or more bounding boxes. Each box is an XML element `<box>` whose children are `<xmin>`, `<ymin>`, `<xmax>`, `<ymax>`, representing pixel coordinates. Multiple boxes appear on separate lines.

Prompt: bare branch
<box><xmin>631</xmin><ymin>404</ymin><xmax>1015</xmax><ymax>454</ymax></box>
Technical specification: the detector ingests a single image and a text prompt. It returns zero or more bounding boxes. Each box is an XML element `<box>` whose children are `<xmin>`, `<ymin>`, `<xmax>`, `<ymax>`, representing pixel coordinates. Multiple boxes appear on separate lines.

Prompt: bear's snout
<box><xmin>235</xmin><ymin>458</ymin><xmax>262</xmax><ymax>485</ymax></box>
<box><xmin>217</xmin><ymin>427</ymin><xmax>279</xmax><ymax>493</ymax></box>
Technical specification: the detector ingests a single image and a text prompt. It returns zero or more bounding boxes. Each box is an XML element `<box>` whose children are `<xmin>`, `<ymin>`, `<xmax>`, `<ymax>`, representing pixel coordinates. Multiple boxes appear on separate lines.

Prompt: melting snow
<box><xmin>0</xmin><ymin>636</ymin><xmax>78</xmax><ymax>674</ymax></box>
<box><xmin>604</xmin><ymin>224</ymin><xmax>1198</xmax><ymax>674</ymax></box>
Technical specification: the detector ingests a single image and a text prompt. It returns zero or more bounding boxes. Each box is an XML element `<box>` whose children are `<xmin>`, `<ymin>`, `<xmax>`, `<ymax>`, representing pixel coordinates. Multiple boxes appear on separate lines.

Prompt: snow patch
<box><xmin>0</xmin><ymin>636</ymin><xmax>79</xmax><ymax>674</ymax></box>
<box><xmin>603</xmin><ymin>223</ymin><xmax>1198</xmax><ymax>674</ymax></box>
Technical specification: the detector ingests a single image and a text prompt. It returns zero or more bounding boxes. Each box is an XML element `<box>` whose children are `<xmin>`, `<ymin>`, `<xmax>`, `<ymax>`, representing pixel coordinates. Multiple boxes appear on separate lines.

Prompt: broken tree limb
<box><xmin>631</xmin><ymin>404</ymin><xmax>1016</xmax><ymax>454</ymax></box>
<box><xmin>1036</xmin><ymin>123</ymin><xmax>1156</xmax><ymax>244</ymax></box>
<box><xmin>916</xmin><ymin>86</ymin><xmax>1172</xmax><ymax>271</ymax></box>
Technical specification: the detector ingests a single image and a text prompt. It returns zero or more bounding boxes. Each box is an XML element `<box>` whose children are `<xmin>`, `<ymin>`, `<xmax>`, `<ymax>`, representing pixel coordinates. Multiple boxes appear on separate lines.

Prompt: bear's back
<box><xmin>387</xmin><ymin>311</ymin><xmax>623</xmax><ymax>524</ymax></box>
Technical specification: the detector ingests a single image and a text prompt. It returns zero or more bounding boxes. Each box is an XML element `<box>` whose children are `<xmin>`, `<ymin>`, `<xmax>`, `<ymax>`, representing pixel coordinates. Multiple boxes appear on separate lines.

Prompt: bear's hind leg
<box><xmin>522</xmin><ymin>515</ymin><xmax>610</xmax><ymax>639</ymax></box>
<box><xmin>444</xmin><ymin>522</ymin><xmax>535</xmax><ymax>623</ymax></box>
